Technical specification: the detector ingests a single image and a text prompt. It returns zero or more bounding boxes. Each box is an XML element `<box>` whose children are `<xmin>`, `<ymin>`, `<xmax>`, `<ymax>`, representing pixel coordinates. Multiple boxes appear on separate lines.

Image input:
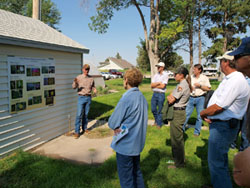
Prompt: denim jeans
<box><xmin>231</xmin><ymin>113</ymin><xmax>250</xmax><ymax>151</ymax></box>
<box><xmin>183</xmin><ymin>96</ymin><xmax>205</xmax><ymax>135</ymax></box>
<box><xmin>208</xmin><ymin>120</ymin><xmax>240</xmax><ymax>188</ymax></box>
<box><xmin>151</xmin><ymin>92</ymin><xmax>165</xmax><ymax>126</ymax></box>
<box><xmin>116</xmin><ymin>153</ymin><xmax>145</xmax><ymax>188</ymax></box>
<box><xmin>75</xmin><ymin>95</ymin><xmax>91</xmax><ymax>134</ymax></box>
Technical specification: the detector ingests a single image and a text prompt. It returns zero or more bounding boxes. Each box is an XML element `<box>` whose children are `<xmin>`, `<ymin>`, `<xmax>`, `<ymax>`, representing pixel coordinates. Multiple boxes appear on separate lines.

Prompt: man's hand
<box><xmin>151</xmin><ymin>82</ymin><xmax>160</xmax><ymax>88</ymax></box>
<box><xmin>93</xmin><ymin>87</ymin><xmax>97</xmax><ymax>94</ymax></box>
<box><xmin>194</xmin><ymin>83</ymin><xmax>201</xmax><ymax>88</ymax></box>
<box><xmin>114</xmin><ymin>128</ymin><xmax>121</xmax><ymax>136</ymax></box>
<box><xmin>200</xmin><ymin>109</ymin><xmax>206</xmax><ymax>120</ymax></box>
<box><xmin>204</xmin><ymin>118</ymin><xmax>212</xmax><ymax>123</ymax></box>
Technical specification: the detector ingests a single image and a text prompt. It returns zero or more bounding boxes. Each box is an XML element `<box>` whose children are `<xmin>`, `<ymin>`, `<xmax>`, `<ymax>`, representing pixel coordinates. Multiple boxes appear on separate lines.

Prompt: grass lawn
<box><xmin>0</xmin><ymin>78</ymin><xmax>240</xmax><ymax>188</ymax></box>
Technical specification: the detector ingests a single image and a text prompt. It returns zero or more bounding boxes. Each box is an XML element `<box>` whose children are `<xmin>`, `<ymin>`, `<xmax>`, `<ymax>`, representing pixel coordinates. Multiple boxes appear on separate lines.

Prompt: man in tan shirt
<box><xmin>183</xmin><ymin>64</ymin><xmax>211</xmax><ymax>136</ymax></box>
<box><xmin>72</xmin><ymin>64</ymin><xmax>97</xmax><ymax>138</ymax></box>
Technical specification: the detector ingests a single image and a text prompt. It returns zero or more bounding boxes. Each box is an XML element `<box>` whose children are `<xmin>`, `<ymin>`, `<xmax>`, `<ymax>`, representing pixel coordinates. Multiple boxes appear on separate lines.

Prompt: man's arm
<box><xmin>108</xmin><ymin>100</ymin><xmax>127</xmax><ymax>130</ymax></box>
<box><xmin>72</xmin><ymin>78</ymin><xmax>78</xmax><ymax>89</ymax></box>
<box><xmin>200</xmin><ymin>104</ymin><xmax>224</xmax><ymax>122</ymax></box>
<box><xmin>151</xmin><ymin>82</ymin><xmax>166</xmax><ymax>89</ymax></box>
<box><xmin>194</xmin><ymin>83</ymin><xmax>211</xmax><ymax>91</ymax></box>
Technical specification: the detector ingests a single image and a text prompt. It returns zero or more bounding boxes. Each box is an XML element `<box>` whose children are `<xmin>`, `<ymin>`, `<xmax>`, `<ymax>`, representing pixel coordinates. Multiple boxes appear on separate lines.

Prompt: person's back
<box><xmin>108</xmin><ymin>68</ymin><xmax>148</xmax><ymax>188</ymax></box>
<box><xmin>109</xmin><ymin>88</ymin><xmax>148</xmax><ymax>155</ymax></box>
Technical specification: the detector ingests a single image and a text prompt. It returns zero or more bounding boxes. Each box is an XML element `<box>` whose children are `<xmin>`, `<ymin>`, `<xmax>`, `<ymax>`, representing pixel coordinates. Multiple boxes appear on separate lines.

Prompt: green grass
<box><xmin>1</xmin><ymin>78</ymin><xmax>239</xmax><ymax>188</ymax></box>
<box><xmin>0</xmin><ymin>127</ymin><xmax>239</xmax><ymax>188</ymax></box>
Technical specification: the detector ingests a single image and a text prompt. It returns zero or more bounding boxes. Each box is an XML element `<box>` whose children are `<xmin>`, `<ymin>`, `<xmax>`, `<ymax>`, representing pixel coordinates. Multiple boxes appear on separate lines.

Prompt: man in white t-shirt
<box><xmin>200</xmin><ymin>51</ymin><xmax>250</xmax><ymax>188</ymax></box>
<box><xmin>183</xmin><ymin>64</ymin><xmax>211</xmax><ymax>136</ymax></box>
<box><xmin>151</xmin><ymin>62</ymin><xmax>169</xmax><ymax>128</ymax></box>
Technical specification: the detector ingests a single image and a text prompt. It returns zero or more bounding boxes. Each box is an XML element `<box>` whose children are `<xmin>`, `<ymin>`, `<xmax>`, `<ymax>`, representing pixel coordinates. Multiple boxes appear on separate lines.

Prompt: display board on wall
<box><xmin>8</xmin><ymin>56</ymin><xmax>56</xmax><ymax>114</ymax></box>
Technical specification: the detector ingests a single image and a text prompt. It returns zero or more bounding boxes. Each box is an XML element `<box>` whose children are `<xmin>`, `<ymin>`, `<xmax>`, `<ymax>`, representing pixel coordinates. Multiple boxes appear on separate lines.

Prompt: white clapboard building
<box><xmin>0</xmin><ymin>9</ymin><xmax>102</xmax><ymax>157</ymax></box>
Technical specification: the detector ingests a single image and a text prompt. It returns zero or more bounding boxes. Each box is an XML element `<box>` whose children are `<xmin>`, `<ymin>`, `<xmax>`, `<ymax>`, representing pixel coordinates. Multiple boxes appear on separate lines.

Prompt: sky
<box><xmin>51</xmin><ymin>0</ymin><xmax>152</xmax><ymax>67</ymax></box>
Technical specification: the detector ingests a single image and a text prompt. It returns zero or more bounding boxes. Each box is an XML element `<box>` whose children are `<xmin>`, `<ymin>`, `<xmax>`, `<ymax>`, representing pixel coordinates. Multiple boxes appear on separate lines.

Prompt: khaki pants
<box><xmin>170</xmin><ymin>110</ymin><xmax>186</xmax><ymax>167</ymax></box>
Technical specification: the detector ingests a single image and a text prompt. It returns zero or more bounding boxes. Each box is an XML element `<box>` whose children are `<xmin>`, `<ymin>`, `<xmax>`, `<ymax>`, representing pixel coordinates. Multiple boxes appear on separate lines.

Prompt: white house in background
<box><xmin>98</xmin><ymin>57</ymin><xmax>134</xmax><ymax>70</ymax></box>
<box><xmin>0</xmin><ymin>9</ymin><xmax>103</xmax><ymax>158</ymax></box>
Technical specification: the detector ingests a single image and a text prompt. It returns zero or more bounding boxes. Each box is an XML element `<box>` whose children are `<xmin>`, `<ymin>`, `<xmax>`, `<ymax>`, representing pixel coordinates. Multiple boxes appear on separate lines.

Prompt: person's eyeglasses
<box><xmin>84</xmin><ymin>68</ymin><xmax>90</xmax><ymax>71</ymax></box>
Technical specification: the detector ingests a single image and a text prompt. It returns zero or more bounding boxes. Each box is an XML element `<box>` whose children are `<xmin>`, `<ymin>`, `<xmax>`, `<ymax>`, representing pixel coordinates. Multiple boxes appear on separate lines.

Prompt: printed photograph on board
<box><xmin>11</xmin><ymin>89</ymin><xmax>23</xmax><ymax>99</ymax></box>
<box><xmin>27</xmin><ymin>82</ymin><xmax>40</xmax><ymax>91</ymax></box>
<box><xmin>42</xmin><ymin>66</ymin><xmax>49</xmax><ymax>74</ymax></box>
<box><xmin>16</xmin><ymin>102</ymin><xmax>26</xmax><ymax>111</ymax></box>
<box><xmin>11</xmin><ymin>65</ymin><xmax>25</xmax><ymax>74</ymax></box>
<box><xmin>46</xmin><ymin>97</ymin><xmax>54</xmax><ymax>105</ymax></box>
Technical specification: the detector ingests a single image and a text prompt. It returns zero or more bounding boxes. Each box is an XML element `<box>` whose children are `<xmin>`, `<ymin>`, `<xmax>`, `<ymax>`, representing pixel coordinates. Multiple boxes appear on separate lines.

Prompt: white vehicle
<box><xmin>203</xmin><ymin>68</ymin><xmax>218</xmax><ymax>77</ymax></box>
<box><xmin>167</xmin><ymin>71</ymin><xmax>174</xmax><ymax>77</ymax></box>
<box><xmin>100</xmin><ymin>72</ymin><xmax>111</xmax><ymax>80</ymax></box>
<box><xmin>107</xmin><ymin>72</ymin><xmax>119</xmax><ymax>79</ymax></box>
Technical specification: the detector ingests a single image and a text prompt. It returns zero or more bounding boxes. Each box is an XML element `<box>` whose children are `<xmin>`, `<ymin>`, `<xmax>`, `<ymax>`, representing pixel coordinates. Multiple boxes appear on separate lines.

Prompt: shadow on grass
<box><xmin>0</xmin><ymin>151</ymin><xmax>118</xmax><ymax>188</ymax></box>
<box><xmin>141</xmin><ymin>148</ymin><xmax>161</xmax><ymax>186</ymax></box>
<box><xmin>88</xmin><ymin>101</ymin><xmax>114</xmax><ymax>120</ymax></box>
<box><xmin>195</xmin><ymin>138</ymin><xmax>209</xmax><ymax>176</ymax></box>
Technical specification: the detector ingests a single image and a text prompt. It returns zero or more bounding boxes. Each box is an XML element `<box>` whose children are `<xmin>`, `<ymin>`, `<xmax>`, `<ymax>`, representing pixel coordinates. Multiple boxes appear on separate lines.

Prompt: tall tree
<box><xmin>86</xmin><ymin>0</ymin><xmax>186</xmax><ymax>77</ymax></box>
<box><xmin>136</xmin><ymin>39</ymin><xmax>150</xmax><ymax>71</ymax></box>
<box><xmin>0</xmin><ymin>0</ymin><xmax>61</xmax><ymax>30</ymax></box>
<box><xmin>203</xmin><ymin>0</ymin><xmax>250</xmax><ymax>63</ymax></box>
<box><xmin>115</xmin><ymin>52</ymin><xmax>122</xmax><ymax>59</ymax></box>
<box><xmin>136</xmin><ymin>39</ymin><xmax>183</xmax><ymax>71</ymax></box>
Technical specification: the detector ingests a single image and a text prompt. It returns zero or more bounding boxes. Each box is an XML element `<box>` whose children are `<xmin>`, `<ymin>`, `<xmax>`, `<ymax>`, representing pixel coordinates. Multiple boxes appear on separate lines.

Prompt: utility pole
<box><xmin>32</xmin><ymin>0</ymin><xmax>41</xmax><ymax>20</ymax></box>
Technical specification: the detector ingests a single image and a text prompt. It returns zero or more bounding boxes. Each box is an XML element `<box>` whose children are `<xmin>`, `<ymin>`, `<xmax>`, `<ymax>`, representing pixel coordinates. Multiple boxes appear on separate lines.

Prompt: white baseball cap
<box><xmin>155</xmin><ymin>62</ymin><xmax>165</xmax><ymax>67</ymax></box>
<box><xmin>216</xmin><ymin>51</ymin><xmax>234</xmax><ymax>61</ymax></box>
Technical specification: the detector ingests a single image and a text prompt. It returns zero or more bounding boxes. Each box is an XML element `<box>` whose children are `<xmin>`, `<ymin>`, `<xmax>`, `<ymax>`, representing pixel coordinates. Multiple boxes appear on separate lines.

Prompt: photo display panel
<box><xmin>8</xmin><ymin>56</ymin><xmax>56</xmax><ymax>114</ymax></box>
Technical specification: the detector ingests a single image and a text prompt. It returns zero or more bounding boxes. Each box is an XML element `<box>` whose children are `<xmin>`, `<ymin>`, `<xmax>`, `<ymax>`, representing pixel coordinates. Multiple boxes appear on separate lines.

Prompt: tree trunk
<box><xmin>189</xmin><ymin>22</ymin><xmax>194</xmax><ymax>75</ymax></box>
<box><xmin>134</xmin><ymin>0</ymin><xmax>161</xmax><ymax>78</ymax></box>
<box><xmin>198</xmin><ymin>9</ymin><xmax>202</xmax><ymax>65</ymax></box>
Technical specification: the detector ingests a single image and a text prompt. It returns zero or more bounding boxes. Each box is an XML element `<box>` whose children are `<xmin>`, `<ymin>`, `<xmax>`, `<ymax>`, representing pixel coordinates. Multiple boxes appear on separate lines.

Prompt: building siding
<box><xmin>0</xmin><ymin>44</ymin><xmax>81</xmax><ymax>157</ymax></box>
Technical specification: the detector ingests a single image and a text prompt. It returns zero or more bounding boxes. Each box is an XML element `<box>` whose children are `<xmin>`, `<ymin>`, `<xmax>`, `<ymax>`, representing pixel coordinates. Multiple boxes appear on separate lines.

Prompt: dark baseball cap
<box><xmin>228</xmin><ymin>37</ymin><xmax>250</xmax><ymax>56</ymax></box>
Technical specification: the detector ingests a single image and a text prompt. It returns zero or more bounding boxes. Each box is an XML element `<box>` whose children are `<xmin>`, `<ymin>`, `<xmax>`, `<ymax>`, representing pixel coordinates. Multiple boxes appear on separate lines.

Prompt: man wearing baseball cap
<box><xmin>200</xmin><ymin>51</ymin><xmax>250</xmax><ymax>188</ymax></box>
<box><xmin>72</xmin><ymin>64</ymin><xmax>97</xmax><ymax>139</ymax></box>
<box><xmin>228</xmin><ymin>37</ymin><xmax>250</xmax><ymax>187</ymax></box>
<box><xmin>151</xmin><ymin>62</ymin><xmax>169</xmax><ymax>128</ymax></box>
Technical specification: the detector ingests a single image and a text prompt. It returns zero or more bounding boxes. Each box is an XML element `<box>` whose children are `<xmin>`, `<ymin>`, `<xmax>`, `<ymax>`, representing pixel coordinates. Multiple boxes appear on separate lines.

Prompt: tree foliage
<box><xmin>136</xmin><ymin>39</ymin><xmax>183</xmax><ymax>71</ymax></box>
<box><xmin>115</xmin><ymin>52</ymin><xmax>122</xmax><ymax>59</ymax></box>
<box><xmin>87</xmin><ymin>0</ymin><xmax>187</xmax><ymax>77</ymax></box>
<box><xmin>84</xmin><ymin>0</ymin><xmax>250</xmax><ymax>73</ymax></box>
<box><xmin>0</xmin><ymin>0</ymin><xmax>61</xmax><ymax>30</ymax></box>
<box><xmin>136</xmin><ymin>40</ymin><xmax>150</xmax><ymax>71</ymax></box>
<box><xmin>202</xmin><ymin>0</ymin><xmax>250</xmax><ymax>63</ymax></box>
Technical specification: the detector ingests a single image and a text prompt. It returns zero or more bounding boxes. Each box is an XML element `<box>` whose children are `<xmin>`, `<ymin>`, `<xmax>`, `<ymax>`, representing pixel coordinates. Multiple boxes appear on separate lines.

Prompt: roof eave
<box><xmin>0</xmin><ymin>36</ymin><xmax>90</xmax><ymax>54</ymax></box>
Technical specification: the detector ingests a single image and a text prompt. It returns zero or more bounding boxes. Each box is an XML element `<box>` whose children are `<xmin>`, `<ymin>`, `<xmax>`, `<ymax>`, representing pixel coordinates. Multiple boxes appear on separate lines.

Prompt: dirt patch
<box><xmin>84</xmin><ymin>127</ymin><xmax>113</xmax><ymax>139</ymax></box>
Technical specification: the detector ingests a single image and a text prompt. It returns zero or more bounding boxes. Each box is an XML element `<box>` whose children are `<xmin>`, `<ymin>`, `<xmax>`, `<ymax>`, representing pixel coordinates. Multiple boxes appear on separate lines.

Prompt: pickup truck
<box><xmin>109</xmin><ymin>69</ymin><xmax>123</xmax><ymax>78</ymax></box>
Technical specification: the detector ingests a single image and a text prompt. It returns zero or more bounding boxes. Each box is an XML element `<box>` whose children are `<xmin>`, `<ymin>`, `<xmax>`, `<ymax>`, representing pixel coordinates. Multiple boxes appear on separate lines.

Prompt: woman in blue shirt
<box><xmin>108</xmin><ymin>68</ymin><xmax>148</xmax><ymax>188</ymax></box>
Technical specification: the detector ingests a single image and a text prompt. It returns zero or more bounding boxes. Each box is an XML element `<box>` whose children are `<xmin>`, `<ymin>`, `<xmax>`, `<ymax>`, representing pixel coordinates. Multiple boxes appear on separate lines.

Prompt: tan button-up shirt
<box><xmin>72</xmin><ymin>74</ymin><xmax>95</xmax><ymax>96</ymax></box>
<box><xmin>191</xmin><ymin>74</ymin><xmax>211</xmax><ymax>97</ymax></box>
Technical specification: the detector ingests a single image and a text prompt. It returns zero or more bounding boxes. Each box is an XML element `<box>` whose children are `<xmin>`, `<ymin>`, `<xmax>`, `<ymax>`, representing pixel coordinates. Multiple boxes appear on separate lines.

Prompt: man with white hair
<box><xmin>200</xmin><ymin>51</ymin><xmax>250</xmax><ymax>188</ymax></box>
<box><xmin>151</xmin><ymin>62</ymin><xmax>169</xmax><ymax>128</ymax></box>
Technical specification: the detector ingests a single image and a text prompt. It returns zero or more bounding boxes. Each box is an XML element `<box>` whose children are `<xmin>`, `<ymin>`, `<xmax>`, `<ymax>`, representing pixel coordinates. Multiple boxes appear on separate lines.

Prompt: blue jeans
<box><xmin>231</xmin><ymin>113</ymin><xmax>250</xmax><ymax>151</ymax></box>
<box><xmin>116</xmin><ymin>153</ymin><xmax>145</xmax><ymax>188</ymax></box>
<box><xmin>208</xmin><ymin>120</ymin><xmax>240</xmax><ymax>188</ymax></box>
<box><xmin>75</xmin><ymin>95</ymin><xmax>91</xmax><ymax>134</ymax></box>
<box><xmin>183</xmin><ymin>96</ymin><xmax>205</xmax><ymax>135</ymax></box>
<box><xmin>151</xmin><ymin>92</ymin><xmax>165</xmax><ymax>126</ymax></box>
